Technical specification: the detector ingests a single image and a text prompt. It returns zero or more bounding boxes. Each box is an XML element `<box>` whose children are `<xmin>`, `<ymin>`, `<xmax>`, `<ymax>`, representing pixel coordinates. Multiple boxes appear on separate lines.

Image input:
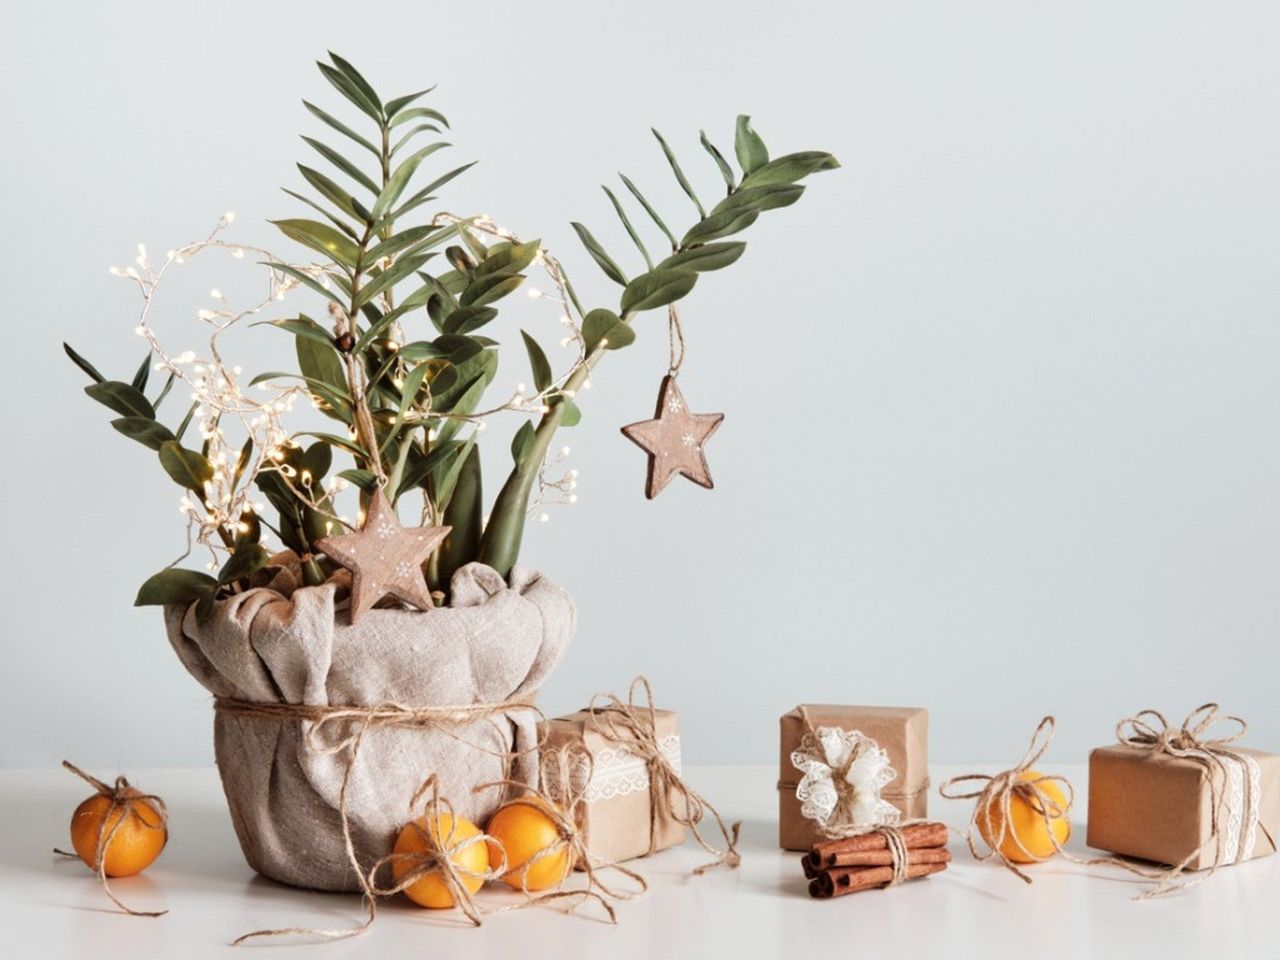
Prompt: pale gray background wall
<box><xmin>2</xmin><ymin>1</ymin><xmax>1278</xmax><ymax>768</ymax></box>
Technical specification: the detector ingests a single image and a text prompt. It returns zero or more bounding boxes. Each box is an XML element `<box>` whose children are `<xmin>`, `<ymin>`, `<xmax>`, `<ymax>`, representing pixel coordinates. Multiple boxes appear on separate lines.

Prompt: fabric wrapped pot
<box><xmin>164</xmin><ymin>561</ymin><xmax>574</xmax><ymax>892</ymax></box>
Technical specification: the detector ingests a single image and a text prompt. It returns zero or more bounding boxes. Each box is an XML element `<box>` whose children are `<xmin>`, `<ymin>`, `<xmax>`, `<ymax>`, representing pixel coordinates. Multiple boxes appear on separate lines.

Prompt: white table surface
<box><xmin>1</xmin><ymin>764</ymin><xmax>1275</xmax><ymax>959</ymax></box>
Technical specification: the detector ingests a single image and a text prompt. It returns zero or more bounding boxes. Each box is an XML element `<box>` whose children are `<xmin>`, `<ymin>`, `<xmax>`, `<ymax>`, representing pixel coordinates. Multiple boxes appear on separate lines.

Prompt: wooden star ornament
<box><xmin>315</xmin><ymin>489</ymin><xmax>449</xmax><ymax>624</ymax></box>
<box><xmin>621</xmin><ymin>375</ymin><xmax>724</xmax><ymax>499</ymax></box>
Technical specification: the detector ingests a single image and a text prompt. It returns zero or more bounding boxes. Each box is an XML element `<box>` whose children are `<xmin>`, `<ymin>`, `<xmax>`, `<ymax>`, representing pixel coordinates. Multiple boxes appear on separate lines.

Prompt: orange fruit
<box><xmin>978</xmin><ymin>770</ymin><xmax>1070</xmax><ymax>863</ymax></box>
<box><xmin>69</xmin><ymin>789</ymin><xmax>167</xmax><ymax>877</ymax></box>
<box><xmin>391</xmin><ymin>813</ymin><xmax>489</xmax><ymax>909</ymax></box>
<box><xmin>485</xmin><ymin>798</ymin><xmax>570</xmax><ymax>892</ymax></box>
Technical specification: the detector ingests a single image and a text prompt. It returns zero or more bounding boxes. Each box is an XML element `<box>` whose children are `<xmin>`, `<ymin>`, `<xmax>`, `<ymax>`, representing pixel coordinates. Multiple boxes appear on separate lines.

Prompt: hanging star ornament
<box><xmin>621</xmin><ymin>375</ymin><xmax>724</xmax><ymax>500</ymax></box>
<box><xmin>315</xmin><ymin>489</ymin><xmax>449</xmax><ymax>623</ymax></box>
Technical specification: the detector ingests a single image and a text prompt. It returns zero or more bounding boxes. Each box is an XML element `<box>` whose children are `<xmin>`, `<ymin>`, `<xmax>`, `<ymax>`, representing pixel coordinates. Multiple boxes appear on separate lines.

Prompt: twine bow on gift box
<box><xmin>587</xmin><ymin>677</ymin><xmax>741</xmax><ymax>874</ymax></box>
<box><xmin>791</xmin><ymin>706</ymin><xmax>922</xmax><ymax>888</ymax></box>
<box><xmin>1112</xmin><ymin>702</ymin><xmax>1274</xmax><ymax>894</ymax></box>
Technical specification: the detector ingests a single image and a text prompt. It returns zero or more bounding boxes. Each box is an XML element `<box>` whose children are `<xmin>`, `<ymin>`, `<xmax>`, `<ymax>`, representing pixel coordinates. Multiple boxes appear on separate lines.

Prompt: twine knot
<box><xmin>587</xmin><ymin>677</ymin><xmax>741</xmax><ymax>873</ymax></box>
<box><xmin>1117</xmin><ymin>703</ymin><xmax>1247</xmax><ymax>758</ymax></box>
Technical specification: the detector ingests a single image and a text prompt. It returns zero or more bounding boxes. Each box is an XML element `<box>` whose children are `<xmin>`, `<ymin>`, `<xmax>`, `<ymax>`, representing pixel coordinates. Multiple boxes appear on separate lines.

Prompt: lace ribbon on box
<box><xmin>543</xmin><ymin>734</ymin><xmax>682</xmax><ymax>802</ymax></box>
<box><xmin>1192</xmin><ymin>747</ymin><xmax>1261</xmax><ymax>863</ymax></box>
<box><xmin>791</xmin><ymin>725</ymin><xmax>900</xmax><ymax>832</ymax></box>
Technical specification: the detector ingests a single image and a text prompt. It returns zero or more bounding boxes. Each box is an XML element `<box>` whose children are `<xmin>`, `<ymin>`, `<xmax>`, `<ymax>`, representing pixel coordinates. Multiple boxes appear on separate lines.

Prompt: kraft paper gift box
<box><xmin>540</xmin><ymin>708</ymin><xmax>685</xmax><ymax>865</ymax></box>
<box><xmin>778</xmin><ymin>704</ymin><xmax>929</xmax><ymax>851</ymax></box>
<box><xmin>1087</xmin><ymin>744</ymin><xmax>1280</xmax><ymax>869</ymax></box>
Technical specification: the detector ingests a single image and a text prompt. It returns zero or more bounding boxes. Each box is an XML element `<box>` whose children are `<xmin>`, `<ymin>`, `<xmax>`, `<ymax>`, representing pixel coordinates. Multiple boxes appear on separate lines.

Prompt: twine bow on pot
<box><xmin>587</xmin><ymin>677</ymin><xmax>741</xmax><ymax>874</ymax></box>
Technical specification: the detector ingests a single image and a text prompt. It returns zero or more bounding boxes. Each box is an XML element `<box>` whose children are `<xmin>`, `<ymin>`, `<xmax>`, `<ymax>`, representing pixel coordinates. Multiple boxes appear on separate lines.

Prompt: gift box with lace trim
<box><xmin>778</xmin><ymin>704</ymin><xmax>929</xmax><ymax>851</ymax></box>
<box><xmin>540</xmin><ymin>708</ymin><xmax>685</xmax><ymax>865</ymax></box>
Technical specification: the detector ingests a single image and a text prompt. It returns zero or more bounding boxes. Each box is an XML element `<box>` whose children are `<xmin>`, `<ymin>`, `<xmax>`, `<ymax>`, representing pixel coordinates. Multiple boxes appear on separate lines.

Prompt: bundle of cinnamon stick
<box><xmin>804</xmin><ymin>822</ymin><xmax>950</xmax><ymax>898</ymax></box>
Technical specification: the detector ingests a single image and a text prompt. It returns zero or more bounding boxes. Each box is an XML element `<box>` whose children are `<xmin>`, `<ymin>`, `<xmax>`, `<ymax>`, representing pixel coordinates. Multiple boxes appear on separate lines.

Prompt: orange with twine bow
<box><xmin>938</xmin><ymin>717</ymin><xmax>1073</xmax><ymax>883</ymax></box>
<box><xmin>587</xmin><ymin>677</ymin><xmax>741</xmax><ymax>874</ymax></box>
<box><xmin>56</xmin><ymin>760</ymin><xmax>169</xmax><ymax>917</ymax></box>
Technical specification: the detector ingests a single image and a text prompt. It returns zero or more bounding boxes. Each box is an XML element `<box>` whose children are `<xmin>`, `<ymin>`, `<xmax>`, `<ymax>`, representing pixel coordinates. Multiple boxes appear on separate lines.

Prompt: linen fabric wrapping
<box><xmin>164</xmin><ymin>559</ymin><xmax>574</xmax><ymax>892</ymax></box>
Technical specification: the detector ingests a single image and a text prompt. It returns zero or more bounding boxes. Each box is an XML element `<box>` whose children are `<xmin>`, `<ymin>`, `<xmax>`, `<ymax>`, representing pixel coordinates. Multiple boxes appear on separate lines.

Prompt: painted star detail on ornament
<box><xmin>621</xmin><ymin>375</ymin><xmax>724</xmax><ymax>499</ymax></box>
<box><xmin>315</xmin><ymin>489</ymin><xmax>450</xmax><ymax>624</ymax></box>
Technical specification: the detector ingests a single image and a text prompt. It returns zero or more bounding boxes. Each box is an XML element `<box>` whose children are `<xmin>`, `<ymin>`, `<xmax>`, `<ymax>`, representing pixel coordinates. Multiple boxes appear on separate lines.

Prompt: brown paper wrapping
<box><xmin>541</xmin><ymin>708</ymin><xmax>685</xmax><ymax>865</ymax></box>
<box><xmin>778</xmin><ymin>704</ymin><xmax>929</xmax><ymax>851</ymax></box>
<box><xmin>1087</xmin><ymin>744</ymin><xmax>1280</xmax><ymax>870</ymax></box>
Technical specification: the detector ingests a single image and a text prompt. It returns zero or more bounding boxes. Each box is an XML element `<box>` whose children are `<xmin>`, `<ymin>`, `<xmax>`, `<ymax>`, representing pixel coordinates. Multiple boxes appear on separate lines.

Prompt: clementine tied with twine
<box><xmin>57</xmin><ymin>760</ymin><xmax>168</xmax><ymax>917</ymax></box>
<box><xmin>938</xmin><ymin>717</ymin><xmax>1073</xmax><ymax>883</ymax></box>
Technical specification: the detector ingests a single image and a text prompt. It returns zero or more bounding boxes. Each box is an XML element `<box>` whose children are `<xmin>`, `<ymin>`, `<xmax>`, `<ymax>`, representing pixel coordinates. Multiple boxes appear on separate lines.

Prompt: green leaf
<box><xmin>382</xmin><ymin>360</ymin><xmax>429</xmax><ymax>451</ymax></box>
<box><xmin>714</xmin><ymin>183</ymin><xmax>805</xmax><ymax>218</ymax></box>
<box><xmin>389</xmin><ymin>106</ymin><xmax>449</xmax><ymax>129</ymax></box>
<box><xmin>511</xmin><ymin>420</ymin><xmax>536</xmax><ymax>463</ymax></box>
<box><xmin>473</xmin><ymin>240</ymin><xmax>540</xmax><ymax>278</ymax></box>
<box><xmin>355</xmin><ymin>253</ymin><xmax>433</xmax><ymax>309</ymax></box>
<box><xmin>397</xmin><ymin>439</ymin><xmax>459</xmax><ymax>494</ymax></box>
<box><xmin>657</xmin><ymin>241</ymin><xmax>746</xmax><ymax>273</ymax></box>
<box><xmin>175</xmin><ymin>403</ymin><xmax>196</xmax><ymax>442</ymax></box>
<box><xmin>582</xmin><ymin>308</ymin><xmax>635</xmax><ymax>352</ymax></box>
<box><xmin>680</xmin><ymin>208</ymin><xmax>759</xmax><ymax>247</ymax></box>
<box><xmin>366</xmin><ymin>225</ymin><xmax>442</xmax><ymax>264</ymax></box>
<box><xmin>460</xmin><ymin>272</ymin><xmax>523</xmax><ymax>308</ymax></box>
<box><xmin>295</xmin><ymin>335</ymin><xmax>348</xmax><ymax>397</ymax></box>
<box><xmin>303</xmin><ymin>100</ymin><xmax>378</xmax><ymax>157</ymax></box>
<box><xmin>741</xmin><ymin>151</ymin><xmax>840</xmax><ymax>187</ymax></box>
<box><xmin>521</xmin><ymin>331</ymin><xmax>552</xmax><ymax>393</ymax></box>
<box><xmin>263</xmin><ymin>262</ymin><xmax>346</xmax><ymax>307</ymax></box>
<box><xmin>571</xmin><ymin>222</ymin><xmax>628</xmax><ymax>286</ymax></box>
<box><xmin>603</xmin><ymin>185</ymin><xmax>652</xmax><ymax>269</ymax></box>
<box><xmin>298</xmin><ymin>164</ymin><xmax>371</xmax><ymax>222</ymax></box>
<box><xmin>153</xmin><ymin>371</ymin><xmax>176</xmax><ymax>409</ymax></box>
<box><xmin>130</xmin><ymin>352</ymin><xmax>151</xmax><ymax>392</ymax></box>
<box><xmin>254</xmin><ymin>314</ymin><xmax>334</xmax><ymax>345</ymax></box>
<box><xmin>371</xmin><ymin>142</ymin><xmax>450</xmax><ymax>220</ymax></box>
<box><xmin>134</xmin><ymin>568</ymin><xmax>218</xmax><ymax>607</ymax></box>
<box><xmin>442</xmin><ymin>304</ymin><xmax>499</xmax><ymax>335</ymax></box>
<box><xmin>282</xmin><ymin>188</ymin><xmax>360</xmax><ymax>239</ymax></box>
<box><xmin>700</xmin><ymin>130</ymin><xmax>735</xmax><ymax>192</ymax></box>
<box><xmin>317</xmin><ymin>61</ymin><xmax>381</xmax><ymax>121</ymax></box>
<box><xmin>620</xmin><ymin>270</ymin><xmax>697</xmax><ymax>313</ymax></box>
<box><xmin>326</xmin><ymin>53</ymin><xmax>382</xmax><ymax>115</ymax></box>
<box><xmin>218</xmin><ymin>541</ymin><xmax>270</xmax><ymax>586</ymax></box>
<box><xmin>734</xmin><ymin>115</ymin><xmax>769</xmax><ymax>174</ymax></box>
<box><xmin>390</xmin><ymin>163</ymin><xmax>477</xmax><ymax>219</ymax></box>
<box><xmin>619</xmin><ymin>175</ymin><xmax>677</xmax><ymax>250</ymax></box>
<box><xmin>556</xmin><ymin>395</ymin><xmax>581</xmax><ymax>427</ymax></box>
<box><xmin>435</xmin><ymin>444</ymin><xmax>482</xmax><ymax>593</ymax></box>
<box><xmin>390</xmin><ymin>123</ymin><xmax>442</xmax><ymax>157</ymax></box>
<box><xmin>299</xmin><ymin>441</ymin><xmax>332</xmax><ymax>485</ymax></box>
<box><xmin>158</xmin><ymin>441</ymin><xmax>214</xmax><ymax>492</ymax></box>
<box><xmin>301</xmin><ymin>136</ymin><xmax>379</xmax><ymax>195</ymax></box>
<box><xmin>111</xmin><ymin>416</ymin><xmax>175</xmax><ymax>451</ymax></box>
<box><xmin>338</xmin><ymin>467</ymin><xmax>379</xmax><ymax>493</ymax></box>
<box><xmin>271</xmin><ymin>218</ymin><xmax>361</xmax><ymax>270</ymax></box>
<box><xmin>85</xmin><ymin>381</ymin><xmax>155</xmax><ymax>419</ymax></box>
<box><xmin>298</xmin><ymin>432</ymin><xmax>370</xmax><ymax>458</ymax></box>
<box><xmin>234</xmin><ymin>437</ymin><xmax>255</xmax><ymax>487</ymax></box>
<box><xmin>385</xmin><ymin>86</ymin><xmax>435</xmax><ymax>118</ymax></box>
<box><xmin>651</xmin><ymin>128</ymin><xmax>705</xmax><ymax>219</ymax></box>
<box><xmin>63</xmin><ymin>342</ymin><xmax>105</xmax><ymax>383</ymax></box>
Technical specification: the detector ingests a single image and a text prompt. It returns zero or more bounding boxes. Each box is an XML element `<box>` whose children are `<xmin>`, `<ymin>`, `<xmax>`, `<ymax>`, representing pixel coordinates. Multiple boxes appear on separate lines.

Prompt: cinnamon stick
<box><xmin>809</xmin><ymin>821</ymin><xmax>948</xmax><ymax>868</ymax></box>
<box><xmin>822</xmin><ymin>846</ymin><xmax>951</xmax><ymax>868</ymax></box>
<box><xmin>808</xmin><ymin>858</ymin><xmax>949</xmax><ymax>899</ymax></box>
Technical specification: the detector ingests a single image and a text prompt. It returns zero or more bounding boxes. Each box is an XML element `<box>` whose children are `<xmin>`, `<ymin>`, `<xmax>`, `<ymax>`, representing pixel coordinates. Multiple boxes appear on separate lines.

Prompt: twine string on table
<box><xmin>54</xmin><ymin>760</ymin><xmax>170</xmax><ymax>918</ymax></box>
<box><xmin>587</xmin><ymin>676</ymin><xmax>741</xmax><ymax>874</ymax></box>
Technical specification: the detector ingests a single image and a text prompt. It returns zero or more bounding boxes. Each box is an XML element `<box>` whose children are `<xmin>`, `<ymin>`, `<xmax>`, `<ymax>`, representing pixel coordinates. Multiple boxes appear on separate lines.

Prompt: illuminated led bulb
<box><xmin>527</xmin><ymin>288</ymin><xmax>543</xmax><ymax>299</ymax></box>
<box><xmin>223</xmin><ymin>211</ymin><xmax>236</xmax><ymax>224</ymax></box>
<box><xmin>210</xmin><ymin>288</ymin><xmax>223</xmax><ymax>299</ymax></box>
<box><xmin>232</xmin><ymin>248</ymin><xmax>245</xmax><ymax>259</ymax></box>
<box><xmin>561</xmin><ymin>446</ymin><xmax>571</xmax><ymax>456</ymax></box>
<box><xmin>569</xmin><ymin>495</ymin><xmax>578</xmax><ymax>503</ymax></box>
<box><xmin>539</xmin><ymin>513</ymin><xmax>550</xmax><ymax>523</ymax></box>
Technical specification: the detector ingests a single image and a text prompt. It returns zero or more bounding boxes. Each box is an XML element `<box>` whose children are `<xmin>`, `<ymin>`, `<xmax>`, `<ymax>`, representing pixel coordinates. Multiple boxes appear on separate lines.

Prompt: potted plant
<box><xmin>65</xmin><ymin>53</ymin><xmax>836</xmax><ymax>892</ymax></box>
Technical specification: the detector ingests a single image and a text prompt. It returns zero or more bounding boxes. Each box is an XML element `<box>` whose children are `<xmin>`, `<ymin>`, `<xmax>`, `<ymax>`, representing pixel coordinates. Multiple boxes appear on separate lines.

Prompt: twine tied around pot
<box><xmin>54</xmin><ymin>760</ymin><xmax>169</xmax><ymax>917</ymax></box>
<box><xmin>218</xmin><ymin>693</ymin><xmax>542</xmax><ymax>945</ymax></box>
<box><xmin>794</xmin><ymin>706</ymin><xmax>918</xmax><ymax>888</ymax></box>
<box><xmin>587</xmin><ymin>676</ymin><xmax>741</xmax><ymax>874</ymax></box>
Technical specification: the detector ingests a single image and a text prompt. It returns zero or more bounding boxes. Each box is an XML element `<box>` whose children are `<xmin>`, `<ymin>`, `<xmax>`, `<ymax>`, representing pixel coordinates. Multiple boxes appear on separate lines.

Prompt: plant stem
<box><xmin>477</xmin><ymin>317</ymin><xmax>630</xmax><ymax>576</ymax></box>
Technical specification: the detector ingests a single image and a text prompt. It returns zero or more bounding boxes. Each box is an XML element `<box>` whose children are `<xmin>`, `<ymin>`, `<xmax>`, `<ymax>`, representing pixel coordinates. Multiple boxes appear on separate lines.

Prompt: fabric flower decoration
<box><xmin>792</xmin><ymin>727</ymin><xmax>900</xmax><ymax>830</ymax></box>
